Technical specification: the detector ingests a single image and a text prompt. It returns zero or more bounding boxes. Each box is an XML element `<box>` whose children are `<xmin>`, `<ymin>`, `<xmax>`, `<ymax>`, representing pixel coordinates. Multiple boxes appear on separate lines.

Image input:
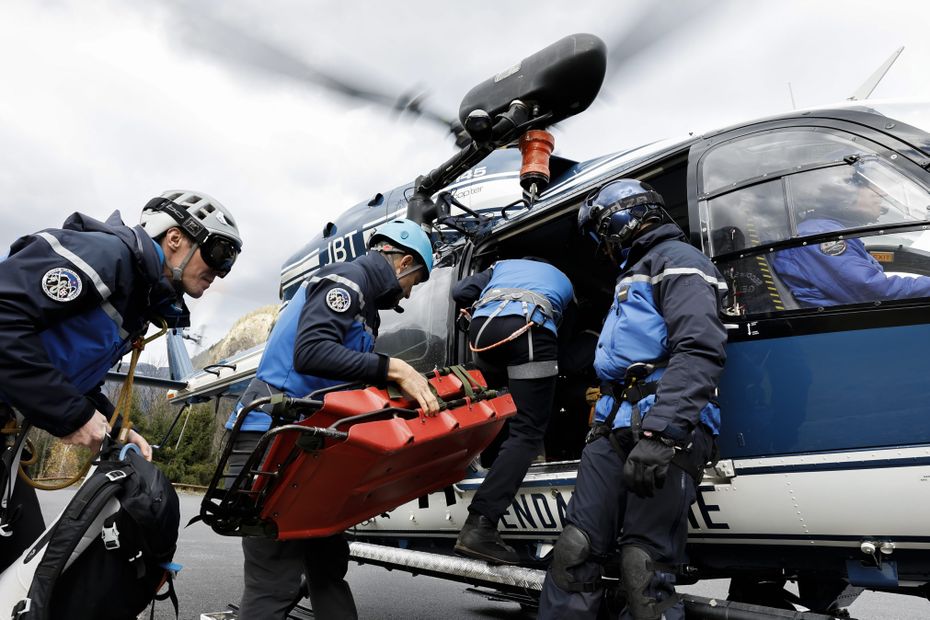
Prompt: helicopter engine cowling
<box><xmin>458</xmin><ymin>33</ymin><xmax>607</xmax><ymax>134</ymax></box>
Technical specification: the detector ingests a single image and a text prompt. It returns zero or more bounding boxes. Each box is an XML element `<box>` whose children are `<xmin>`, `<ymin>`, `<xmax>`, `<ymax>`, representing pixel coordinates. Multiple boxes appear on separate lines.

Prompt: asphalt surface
<box><xmin>33</xmin><ymin>489</ymin><xmax>930</xmax><ymax>619</ymax></box>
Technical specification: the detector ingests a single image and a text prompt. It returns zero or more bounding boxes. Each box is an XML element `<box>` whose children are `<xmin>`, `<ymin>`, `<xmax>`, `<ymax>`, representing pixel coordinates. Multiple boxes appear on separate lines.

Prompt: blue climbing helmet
<box><xmin>577</xmin><ymin>179</ymin><xmax>667</xmax><ymax>252</ymax></box>
<box><xmin>368</xmin><ymin>219</ymin><xmax>434</xmax><ymax>280</ymax></box>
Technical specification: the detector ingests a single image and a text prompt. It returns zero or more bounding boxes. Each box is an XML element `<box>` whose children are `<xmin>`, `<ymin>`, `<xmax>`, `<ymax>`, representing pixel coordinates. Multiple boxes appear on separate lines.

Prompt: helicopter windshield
<box><xmin>701</xmin><ymin>129</ymin><xmax>863</xmax><ymax>196</ymax></box>
<box><xmin>373</xmin><ymin>266</ymin><xmax>453</xmax><ymax>371</ymax></box>
<box><xmin>701</xmin><ymin>132</ymin><xmax>930</xmax><ymax>257</ymax></box>
<box><xmin>699</xmin><ymin>127</ymin><xmax>930</xmax><ymax>315</ymax></box>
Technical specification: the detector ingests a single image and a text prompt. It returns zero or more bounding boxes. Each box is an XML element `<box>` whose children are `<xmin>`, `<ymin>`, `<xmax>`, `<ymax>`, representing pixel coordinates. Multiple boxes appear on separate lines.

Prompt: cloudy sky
<box><xmin>2</xmin><ymin>0</ymin><xmax>929</xmax><ymax>363</ymax></box>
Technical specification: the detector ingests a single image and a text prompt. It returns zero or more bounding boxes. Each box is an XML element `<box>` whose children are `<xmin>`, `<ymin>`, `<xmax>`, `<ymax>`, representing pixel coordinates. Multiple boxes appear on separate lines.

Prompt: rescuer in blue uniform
<box><xmin>538</xmin><ymin>180</ymin><xmax>728</xmax><ymax>620</ymax></box>
<box><xmin>225</xmin><ymin>219</ymin><xmax>439</xmax><ymax>620</ymax></box>
<box><xmin>773</xmin><ymin>175</ymin><xmax>930</xmax><ymax>306</ymax></box>
<box><xmin>0</xmin><ymin>190</ymin><xmax>242</xmax><ymax>571</ymax></box>
<box><xmin>451</xmin><ymin>258</ymin><xmax>574</xmax><ymax>565</ymax></box>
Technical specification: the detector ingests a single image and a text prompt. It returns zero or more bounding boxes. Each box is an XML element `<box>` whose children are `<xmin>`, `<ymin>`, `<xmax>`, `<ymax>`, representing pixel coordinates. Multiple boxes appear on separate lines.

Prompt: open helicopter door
<box><xmin>200</xmin><ymin>366</ymin><xmax>515</xmax><ymax>540</ymax></box>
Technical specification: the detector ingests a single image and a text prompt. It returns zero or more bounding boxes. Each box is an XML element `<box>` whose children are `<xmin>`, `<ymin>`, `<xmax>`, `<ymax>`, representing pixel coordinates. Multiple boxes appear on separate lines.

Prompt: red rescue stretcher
<box><xmin>200</xmin><ymin>366</ymin><xmax>515</xmax><ymax>540</ymax></box>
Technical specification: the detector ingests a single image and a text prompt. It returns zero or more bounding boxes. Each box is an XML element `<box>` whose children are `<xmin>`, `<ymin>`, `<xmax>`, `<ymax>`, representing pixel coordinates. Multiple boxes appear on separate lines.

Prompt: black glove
<box><xmin>455</xmin><ymin>309</ymin><xmax>472</xmax><ymax>333</ymax></box>
<box><xmin>623</xmin><ymin>436</ymin><xmax>675</xmax><ymax>498</ymax></box>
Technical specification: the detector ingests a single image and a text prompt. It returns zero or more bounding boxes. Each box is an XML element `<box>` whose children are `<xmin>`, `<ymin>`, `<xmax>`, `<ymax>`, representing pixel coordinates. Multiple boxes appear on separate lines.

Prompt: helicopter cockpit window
<box><xmin>700</xmin><ymin>129</ymin><xmax>930</xmax><ymax>315</ymax></box>
<box><xmin>373</xmin><ymin>266</ymin><xmax>453</xmax><ymax>371</ymax></box>
<box><xmin>701</xmin><ymin>130</ymin><xmax>862</xmax><ymax>195</ymax></box>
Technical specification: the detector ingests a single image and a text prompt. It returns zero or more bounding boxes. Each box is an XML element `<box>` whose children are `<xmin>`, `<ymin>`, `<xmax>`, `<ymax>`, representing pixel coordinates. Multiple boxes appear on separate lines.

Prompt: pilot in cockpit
<box><xmin>772</xmin><ymin>175</ymin><xmax>930</xmax><ymax>307</ymax></box>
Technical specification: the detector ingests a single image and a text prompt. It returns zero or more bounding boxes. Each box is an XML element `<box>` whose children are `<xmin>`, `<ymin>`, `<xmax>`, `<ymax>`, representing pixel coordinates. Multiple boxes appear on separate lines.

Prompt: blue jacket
<box><xmin>227</xmin><ymin>252</ymin><xmax>399</xmax><ymax>431</ymax></box>
<box><xmin>772</xmin><ymin>218</ymin><xmax>930</xmax><ymax>307</ymax></box>
<box><xmin>0</xmin><ymin>212</ymin><xmax>186</xmax><ymax>437</ymax></box>
<box><xmin>452</xmin><ymin>259</ymin><xmax>574</xmax><ymax>336</ymax></box>
<box><xmin>593</xmin><ymin>223</ymin><xmax>728</xmax><ymax>437</ymax></box>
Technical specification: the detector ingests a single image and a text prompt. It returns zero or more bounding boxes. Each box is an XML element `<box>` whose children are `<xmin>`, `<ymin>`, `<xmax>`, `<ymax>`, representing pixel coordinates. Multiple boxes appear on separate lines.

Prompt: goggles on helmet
<box><xmin>200</xmin><ymin>234</ymin><xmax>240</xmax><ymax>275</ymax></box>
<box><xmin>150</xmin><ymin>198</ymin><xmax>241</xmax><ymax>275</ymax></box>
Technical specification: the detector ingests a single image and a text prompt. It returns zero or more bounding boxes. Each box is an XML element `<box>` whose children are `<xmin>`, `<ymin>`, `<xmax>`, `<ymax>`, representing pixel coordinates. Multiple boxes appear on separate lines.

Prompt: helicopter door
<box><xmin>691</xmin><ymin>123</ymin><xmax>930</xmax><ymax>459</ymax></box>
<box><xmin>373</xmin><ymin>266</ymin><xmax>456</xmax><ymax>372</ymax></box>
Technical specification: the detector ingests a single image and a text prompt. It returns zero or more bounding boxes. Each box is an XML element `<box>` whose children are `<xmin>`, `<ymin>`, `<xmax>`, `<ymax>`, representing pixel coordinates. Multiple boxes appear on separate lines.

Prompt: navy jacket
<box><xmin>0</xmin><ymin>212</ymin><xmax>186</xmax><ymax>437</ymax></box>
<box><xmin>773</xmin><ymin>218</ymin><xmax>930</xmax><ymax>307</ymax></box>
<box><xmin>593</xmin><ymin>223</ymin><xmax>728</xmax><ymax>437</ymax></box>
<box><xmin>228</xmin><ymin>252</ymin><xmax>399</xmax><ymax>432</ymax></box>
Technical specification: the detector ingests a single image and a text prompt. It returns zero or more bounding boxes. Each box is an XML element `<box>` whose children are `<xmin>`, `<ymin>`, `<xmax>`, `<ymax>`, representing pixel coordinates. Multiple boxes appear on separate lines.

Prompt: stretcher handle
<box><xmin>326</xmin><ymin>386</ymin><xmax>502</xmax><ymax>432</ymax></box>
<box><xmin>305</xmin><ymin>367</ymin><xmax>478</xmax><ymax>409</ymax></box>
<box><xmin>258</xmin><ymin>423</ymin><xmax>348</xmax><ymax>444</ymax></box>
<box><xmin>327</xmin><ymin>406</ymin><xmax>420</xmax><ymax>431</ymax></box>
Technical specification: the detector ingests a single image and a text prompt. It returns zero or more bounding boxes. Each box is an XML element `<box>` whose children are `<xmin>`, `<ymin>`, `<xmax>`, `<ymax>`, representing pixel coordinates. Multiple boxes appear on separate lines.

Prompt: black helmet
<box><xmin>577</xmin><ymin>179</ymin><xmax>667</xmax><ymax>251</ymax></box>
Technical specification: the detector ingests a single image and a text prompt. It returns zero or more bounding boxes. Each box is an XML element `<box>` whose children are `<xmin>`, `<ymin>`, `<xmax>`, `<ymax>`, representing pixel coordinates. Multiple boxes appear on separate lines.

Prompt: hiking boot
<box><xmin>454</xmin><ymin>513</ymin><xmax>520</xmax><ymax>565</ymax></box>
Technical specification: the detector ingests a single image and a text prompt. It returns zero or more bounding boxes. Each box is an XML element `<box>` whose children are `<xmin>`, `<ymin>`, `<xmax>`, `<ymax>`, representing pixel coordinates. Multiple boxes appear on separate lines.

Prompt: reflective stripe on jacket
<box><xmin>228</xmin><ymin>252</ymin><xmax>397</xmax><ymax>432</ymax></box>
<box><xmin>593</xmin><ymin>223</ymin><xmax>728</xmax><ymax>436</ymax></box>
<box><xmin>0</xmin><ymin>212</ymin><xmax>178</xmax><ymax>436</ymax></box>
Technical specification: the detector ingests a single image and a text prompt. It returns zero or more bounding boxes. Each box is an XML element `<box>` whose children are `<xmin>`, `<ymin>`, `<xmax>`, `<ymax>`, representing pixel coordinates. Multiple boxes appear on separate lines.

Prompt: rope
<box><xmin>18</xmin><ymin>319</ymin><xmax>168</xmax><ymax>491</ymax></box>
<box><xmin>468</xmin><ymin>321</ymin><xmax>535</xmax><ymax>353</ymax></box>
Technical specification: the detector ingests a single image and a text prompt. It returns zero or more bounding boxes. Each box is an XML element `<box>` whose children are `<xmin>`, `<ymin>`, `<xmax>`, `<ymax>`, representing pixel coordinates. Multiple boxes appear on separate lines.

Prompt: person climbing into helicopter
<box><xmin>223</xmin><ymin>218</ymin><xmax>439</xmax><ymax>620</ymax></box>
<box><xmin>451</xmin><ymin>257</ymin><xmax>574</xmax><ymax>565</ymax></box>
<box><xmin>772</xmin><ymin>171</ymin><xmax>930</xmax><ymax>307</ymax></box>
<box><xmin>537</xmin><ymin>179</ymin><xmax>727</xmax><ymax>620</ymax></box>
<box><xmin>0</xmin><ymin>190</ymin><xmax>243</xmax><ymax>571</ymax></box>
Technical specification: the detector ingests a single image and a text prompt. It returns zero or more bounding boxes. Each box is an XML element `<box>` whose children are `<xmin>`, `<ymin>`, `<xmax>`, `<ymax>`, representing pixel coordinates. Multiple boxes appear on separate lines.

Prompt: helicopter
<box><xmin>163</xmin><ymin>31</ymin><xmax>930</xmax><ymax>619</ymax></box>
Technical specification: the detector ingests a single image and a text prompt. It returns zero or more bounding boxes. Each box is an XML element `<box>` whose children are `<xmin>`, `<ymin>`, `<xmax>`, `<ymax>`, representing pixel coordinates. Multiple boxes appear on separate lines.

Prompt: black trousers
<box><xmin>229</xmin><ymin>431</ymin><xmax>358</xmax><ymax>620</ymax></box>
<box><xmin>467</xmin><ymin>316</ymin><xmax>558</xmax><ymax>523</ymax></box>
<box><xmin>0</xmin><ymin>472</ymin><xmax>45</xmax><ymax>572</ymax></box>
<box><xmin>0</xmin><ymin>404</ymin><xmax>45</xmax><ymax>572</ymax></box>
<box><xmin>538</xmin><ymin>427</ymin><xmax>713</xmax><ymax>619</ymax></box>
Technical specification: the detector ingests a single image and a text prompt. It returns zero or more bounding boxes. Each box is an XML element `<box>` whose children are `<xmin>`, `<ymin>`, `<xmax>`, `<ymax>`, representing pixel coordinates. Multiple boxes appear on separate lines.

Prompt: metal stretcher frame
<box><xmin>200</xmin><ymin>366</ymin><xmax>516</xmax><ymax>540</ymax></box>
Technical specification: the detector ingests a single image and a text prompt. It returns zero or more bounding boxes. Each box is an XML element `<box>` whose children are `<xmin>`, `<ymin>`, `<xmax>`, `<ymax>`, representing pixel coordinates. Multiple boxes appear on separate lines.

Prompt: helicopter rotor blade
<box><xmin>166</xmin><ymin>3</ymin><xmax>462</xmax><ymax>139</ymax></box>
<box><xmin>392</xmin><ymin>88</ymin><xmax>468</xmax><ymax>144</ymax></box>
<box><xmin>580</xmin><ymin>0</ymin><xmax>727</xmax><ymax>115</ymax></box>
<box><xmin>602</xmin><ymin>0</ymin><xmax>720</xmax><ymax>79</ymax></box>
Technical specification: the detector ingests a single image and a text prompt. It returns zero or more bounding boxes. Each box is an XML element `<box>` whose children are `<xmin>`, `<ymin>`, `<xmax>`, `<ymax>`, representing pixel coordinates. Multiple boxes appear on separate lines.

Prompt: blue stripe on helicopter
<box><xmin>688</xmin><ymin>533</ymin><xmax>930</xmax><ymax>543</ymax></box>
<box><xmin>454</xmin><ymin>453</ymin><xmax>930</xmax><ymax>493</ymax></box>
<box><xmin>733</xmin><ymin>454</ymin><xmax>930</xmax><ymax>476</ymax></box>
<box><xmin>349</xmin><ymin>530</ymin><xmax>930</xmax><ymax>544</ymax></box>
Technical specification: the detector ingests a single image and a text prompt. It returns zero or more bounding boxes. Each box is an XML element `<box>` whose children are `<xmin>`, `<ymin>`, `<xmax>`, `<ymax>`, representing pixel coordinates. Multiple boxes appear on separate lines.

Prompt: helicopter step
<box><xmin>347</xmin><ymin>541</ymin><xmax>852</xmax><ymax>620</ymax></box>
<box><xmin>199</xmin><ymin>540</ymin><xmax>853</xmax><ymax>619</ymax></box>
<box><xmin>349</xmin><ymin>542</ymin><xmax>848</xmax><ymax>620</ymax></box>
<box><xmin>200</xmin><ymin>603</ymin><xmax>313</xmax><ymax>620</ymax></box>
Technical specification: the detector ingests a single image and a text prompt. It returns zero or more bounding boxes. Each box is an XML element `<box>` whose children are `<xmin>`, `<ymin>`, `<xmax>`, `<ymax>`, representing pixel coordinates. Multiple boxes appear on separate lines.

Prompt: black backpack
<box><xmin>12</xmin><ymin>448</ymin><xmax>180</xmax><ymax>620</ymax></box>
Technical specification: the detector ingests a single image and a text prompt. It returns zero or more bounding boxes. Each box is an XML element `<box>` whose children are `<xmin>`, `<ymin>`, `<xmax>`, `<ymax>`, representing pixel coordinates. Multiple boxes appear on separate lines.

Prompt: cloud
<box><xmin>2</xmin><ymin>0</ymin><xmax>930</xmax><ymax>363</ymax></box>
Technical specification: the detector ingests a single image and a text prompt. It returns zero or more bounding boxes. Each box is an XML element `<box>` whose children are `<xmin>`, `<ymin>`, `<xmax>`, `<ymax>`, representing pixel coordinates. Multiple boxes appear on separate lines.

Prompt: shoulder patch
<box><xmin>42</xmin><ymin>267</ymin><xmax>83</xmax><ymax>302</ymax></box>
<box><xmin>819</xmin><ymin>240</ymin><xmax>847</xmax><ymax>257</ymax></box>
<box><xmin>325</xmin><ymin>287</ymin><xmax>353</xmax><ymax>313</ymax></box>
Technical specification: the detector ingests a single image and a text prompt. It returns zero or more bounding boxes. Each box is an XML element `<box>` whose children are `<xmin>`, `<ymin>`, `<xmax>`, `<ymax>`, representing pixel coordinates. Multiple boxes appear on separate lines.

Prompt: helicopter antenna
<box><xmin>787</xmin><ymin>82</ymin><xmax>797</xmax><ymax>110</ymax></box>
<box><xmin>847</xmin><ymin>46</ymin><xmax>904</xmax><ymax>101</ymax></box>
